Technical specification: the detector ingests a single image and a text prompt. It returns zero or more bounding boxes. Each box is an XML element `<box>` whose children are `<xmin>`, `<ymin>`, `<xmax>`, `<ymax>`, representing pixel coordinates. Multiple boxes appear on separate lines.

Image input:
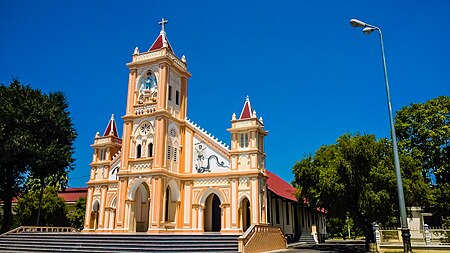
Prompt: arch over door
<box><xmin>241</xmin><ymin>197</ymin><xmax>251</xmax><ymax>232</ymax></box>
<box><xmin>132</xmin><ymin>183</ymin><xmax>150</xmax><ymax>232</ymax></box>
<box><xmin>90</xmin><ymin>200</ymin><xmax>100</xmax><ymax>230</ymax></box>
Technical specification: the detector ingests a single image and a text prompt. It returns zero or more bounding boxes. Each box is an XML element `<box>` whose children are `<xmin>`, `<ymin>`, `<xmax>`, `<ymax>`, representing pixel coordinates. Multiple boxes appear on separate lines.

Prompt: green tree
<box><xmin>0</xmin><ymin>80</ymin><xmax>77</xmax><ymax>232</ymax></box>
<box><xmin>293</xmin><ymin>134</ymin><xmax>428</xmax><ymax>250</ymax></box>
<box><xmin>68</xmin><ymin>197</ymin><xmax>86</xmax><ymax>230</ymax></box>
<box><xmin>13</xmin><ymin>187</ymin><xmax>69</xmax><ymax>227</ymax></box>
<box><xmin>395</xmin><ymin>96</ymin><xmax>450</xmax><ymax>184</ymax></box>
<box><xmin>395</xmin><ymin>96</ymin><xmax>450</xmax><ymax>222</ymax></box>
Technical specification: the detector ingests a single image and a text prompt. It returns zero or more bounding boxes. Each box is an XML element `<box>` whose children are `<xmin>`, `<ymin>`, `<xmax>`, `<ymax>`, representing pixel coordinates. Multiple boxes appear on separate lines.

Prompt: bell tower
<box><xmin>114</xmin><ymin>19</ymin><xmax>191</xmax><ymax>232</ymax></box>
<box><xmin>228</xmin><ymin>96</ymin><xmax>268</xmax><ymax>171</ymax></box>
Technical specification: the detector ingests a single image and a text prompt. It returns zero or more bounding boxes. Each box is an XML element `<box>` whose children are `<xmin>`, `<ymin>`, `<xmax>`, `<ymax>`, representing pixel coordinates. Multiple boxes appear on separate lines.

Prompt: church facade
<box><xmin>84</xmin><ymin>21</ymin><xmax>326</xmax><ymax>241</ymax></box>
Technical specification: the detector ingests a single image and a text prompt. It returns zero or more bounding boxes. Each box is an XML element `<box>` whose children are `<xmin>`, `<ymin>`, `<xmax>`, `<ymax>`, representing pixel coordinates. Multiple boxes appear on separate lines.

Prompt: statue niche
<box><xmin>138</xmin><ymin>70</ymin><xmax>158</xmax><ymax>104</ymax></box>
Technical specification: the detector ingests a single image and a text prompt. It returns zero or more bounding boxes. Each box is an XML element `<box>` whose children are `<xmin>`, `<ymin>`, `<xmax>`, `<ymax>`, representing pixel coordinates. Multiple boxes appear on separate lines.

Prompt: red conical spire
<box><xmin>239</xmin><ymin>96</ymin><xmax>253</xmax><ymax>120</ymax></box>
<box><xmin>103</xmin><ymin>114</ymin><xmax>118</xmax><ymax>137</ymax></box>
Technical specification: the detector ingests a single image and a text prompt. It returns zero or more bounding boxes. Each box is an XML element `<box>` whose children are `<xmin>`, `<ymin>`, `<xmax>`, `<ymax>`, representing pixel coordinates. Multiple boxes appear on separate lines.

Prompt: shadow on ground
<box><xmin>290</xmin><ymin>240</ymin><xmax>367</xmax><ymax>253</ymax></box>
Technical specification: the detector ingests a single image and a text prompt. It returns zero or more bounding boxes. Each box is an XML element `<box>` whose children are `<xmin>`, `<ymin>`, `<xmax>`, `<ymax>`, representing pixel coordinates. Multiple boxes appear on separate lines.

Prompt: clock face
<box><xmin>169</xmin><ymin>128</ymin><xmax>176</xmax><ymax>138</ymax></box>
<box><xmin>140</xmin><ymin>123</ymin><xmax>151</xmax><ymax>135</ymax></box>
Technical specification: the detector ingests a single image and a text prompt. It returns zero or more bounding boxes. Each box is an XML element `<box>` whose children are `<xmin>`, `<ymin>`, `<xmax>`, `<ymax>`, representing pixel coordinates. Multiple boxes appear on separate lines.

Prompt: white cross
<box><xmin>159</xmin><ymin>18</ymin><xmax>168</xmax><ymax>31</ymax></box>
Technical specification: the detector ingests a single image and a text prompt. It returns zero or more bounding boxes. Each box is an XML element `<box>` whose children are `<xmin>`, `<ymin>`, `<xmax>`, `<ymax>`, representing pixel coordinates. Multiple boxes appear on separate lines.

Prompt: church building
<box><xmin>84</xmin><ymin>19</ymin><xmax>326</xmax><ymax>242</ymax></box>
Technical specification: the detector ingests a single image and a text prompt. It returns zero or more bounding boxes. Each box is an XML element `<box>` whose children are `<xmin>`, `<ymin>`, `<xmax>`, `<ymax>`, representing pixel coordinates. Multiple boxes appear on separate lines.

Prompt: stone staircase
<box><xmin>0</xmin><ymin>232</ymin><xmax>239</xmax><ymax>253</ymax></box>
<box><xmin>298</xmin><ymin>233</ymin><xmax>317</xmax><ymax>244</ymax></box>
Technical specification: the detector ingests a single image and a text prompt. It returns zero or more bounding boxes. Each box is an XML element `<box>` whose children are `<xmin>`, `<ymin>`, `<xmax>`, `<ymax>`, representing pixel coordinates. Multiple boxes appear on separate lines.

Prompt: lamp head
<box><xmin>363</xmin><ymin>27</ymin><xmax>377</xmax><ymax>35</ymax></box>
<box><xmin>350</xmin><ymin>19</ymin><xmax>366</xmax><ymax>28</ymax></box>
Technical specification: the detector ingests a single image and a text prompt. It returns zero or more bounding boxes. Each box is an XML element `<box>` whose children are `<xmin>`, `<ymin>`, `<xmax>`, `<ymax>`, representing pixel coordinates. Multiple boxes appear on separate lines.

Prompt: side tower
<box><xmin>228</xmin><ymin>96</ymin><xmax>267</xmax><ymax>172</ymax></box>
<box><xmin>228</xmin><ymin>97</ymin><xmax>268</xmax><ymax>225</ymax></box>
<box><xmin>114</xmin><ymin>19</ymin><xmax>192</xmax><ymax>232</ymax></box>
<box><xmin>85</xmin><ymin>115</ymin><xmax>121</xmax><ymax>231</ymax></box>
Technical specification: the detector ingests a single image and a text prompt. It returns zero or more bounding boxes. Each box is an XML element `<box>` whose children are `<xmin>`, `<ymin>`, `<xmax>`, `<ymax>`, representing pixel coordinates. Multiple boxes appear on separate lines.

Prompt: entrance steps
<box><xmin>0</xmin><ymin>232</ymin><xmax>239</xmax><ymax>252</ymax></box>
<box><xmin>298</xmin><ymin>233</ymin><xmax>317</xmax><ymax>244</ymax></box>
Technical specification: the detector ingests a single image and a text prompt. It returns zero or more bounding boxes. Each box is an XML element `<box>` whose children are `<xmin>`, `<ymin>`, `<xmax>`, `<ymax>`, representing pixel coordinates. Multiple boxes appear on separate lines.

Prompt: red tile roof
<box><xmin>103</xmin><ymin>114</ymin><xmax>119</xmax><ymax>137</ymax></box>
<box><xmin>58</xmin><ymin>188</ymin><xmax>87</xmax><ymax>203</ymax></box>
<box><xmin>149</xmin><ymin>33</ymin><xmax>173</xmax><ymax>53</ymax></box>
<box><xmin>7</xmin><ymin>188</ymin><xmax>87</xmax><ymax>204</ymax></box>
<box><xmin>266</xmin><ymin>170</ymin><xmax>298</xmax><ymax>202</ymax></box>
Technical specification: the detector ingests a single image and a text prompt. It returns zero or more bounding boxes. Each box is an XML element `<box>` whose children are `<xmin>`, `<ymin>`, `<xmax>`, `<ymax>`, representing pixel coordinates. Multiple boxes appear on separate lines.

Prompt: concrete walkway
<box><xmin>269</xmin><ymin>240</ymin><xmax>367</xmax><ymax>253</ymax></box>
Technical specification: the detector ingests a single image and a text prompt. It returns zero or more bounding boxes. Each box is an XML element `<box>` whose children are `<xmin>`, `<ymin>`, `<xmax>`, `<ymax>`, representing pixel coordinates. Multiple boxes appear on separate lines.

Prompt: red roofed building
<box><xmin>58</xmin><ymin>188</ymin><xmax>87</xmax><ymax>212</ymax></box>
<box><xmin>266</xmin><ymin>171</ymin><xmax>327</xmax><ymax>242</ymax></box>
<box><xmin>0</xmin><ymin>188</ymin><xmax>87</xmax><ymax>217</ymax></box>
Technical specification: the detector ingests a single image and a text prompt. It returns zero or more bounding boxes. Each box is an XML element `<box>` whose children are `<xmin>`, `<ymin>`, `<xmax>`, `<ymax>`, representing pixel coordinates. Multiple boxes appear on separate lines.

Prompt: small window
<box><xmin>173</xmin><ymin>147</ymin><xmax>177</xmax><ymax>163</ymax></box>
<box><xmin>167</xmin><ymin>145</ymin><xmax>171</xmax><ymax>160</ymax></box>
<box><xmin>136</xmin><ymin>144</ymin><xmax>142</xmax><ymax>158</ymax></box>
<box><xmin>275</xmin><ymin>199</ymin><xmax>280</xmax><ymax>224</ymax></box>
<box><xmin>168</xmin><ymin>86</ymin><xmax>172</xmax><ymax>101</ymax></box>
<box><xmin>240</xmin><ymin>133</ymin><xmax>249</xmax><ymax>148</ymax></box>
<box><xmin>175</xmin><ymin>90</ymin><xmax>180</xmax><ymax>105</ymax></box>
<box><xmin>99</xmin><ymin>149</ymin><xmax>106</xmax><ymax>161</ymax></box>
<box><xmin>286</xmin><ymin>202</ymin><xmax>290</xmax><ymax>225</ymax></box>
<box><xmin>148</xmin><ymin>143</ymin><xmax>153</xmax><ymax>157</ymax></box>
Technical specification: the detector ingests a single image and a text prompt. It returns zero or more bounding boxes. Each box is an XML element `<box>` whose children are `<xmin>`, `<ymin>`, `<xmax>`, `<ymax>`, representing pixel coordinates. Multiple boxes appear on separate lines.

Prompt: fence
<box><xmin>376</xmin><ymin>224</ymin><xmax>450</xmax><ymax>245</ymax></box>
<box><xmin>0</xmin><ymin>226</ymin><xmax>77</xmax><ymax>237</ymax></box>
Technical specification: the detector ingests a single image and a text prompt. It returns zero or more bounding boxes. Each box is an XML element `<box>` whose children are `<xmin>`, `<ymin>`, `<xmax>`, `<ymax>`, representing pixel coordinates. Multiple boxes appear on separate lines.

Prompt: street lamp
<box><xmin>349</xmin><ymin>18</ymin><xmax>412</xmax><ymax>253</ymax></box>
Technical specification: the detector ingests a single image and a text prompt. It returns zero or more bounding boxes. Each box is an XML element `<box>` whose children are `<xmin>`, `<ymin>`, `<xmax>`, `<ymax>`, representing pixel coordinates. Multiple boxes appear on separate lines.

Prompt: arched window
<box><xmin>136</xmin><ymin>144</ymin><xmax>142</xmax><ymax>158</ymax></box>
<box><xmin>148</xmin><ymin>143</ymin><xmax>153</xmax><ymax>157</ymax></box>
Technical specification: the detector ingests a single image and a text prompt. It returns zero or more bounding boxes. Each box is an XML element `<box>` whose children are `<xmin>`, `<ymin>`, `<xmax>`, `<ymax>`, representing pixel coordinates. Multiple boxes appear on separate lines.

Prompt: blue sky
<box><xmin>1</xmin><ymin>1</ymin><xmax>449</xmax><ymax>188</ymax></box>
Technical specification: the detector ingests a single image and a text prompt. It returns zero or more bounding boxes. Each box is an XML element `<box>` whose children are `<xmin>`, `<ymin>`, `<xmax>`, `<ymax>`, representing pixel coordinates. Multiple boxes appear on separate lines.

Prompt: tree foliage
<box><xmin>13</xmin><ymin>187</ymin><xmax>69</xmax><ymax>227</ymax></box>
<box><xmin>68</xmin><ymin>197</ymin><xmax>86</xmax><ymax>230</ymax></box>
<box><xmin>293</xmin><ymin>134</ymin><xmax>428</xmax><ymax>248</ymax></box>
<box><xmin>0</xmin><ymin>80</ymin><xmax>77</xmax><ymax>232</ymax></box>
<box><xmin>395</xmin><ymin>96</ymin><xmax>450</xmax><ymax>220</ymax></box>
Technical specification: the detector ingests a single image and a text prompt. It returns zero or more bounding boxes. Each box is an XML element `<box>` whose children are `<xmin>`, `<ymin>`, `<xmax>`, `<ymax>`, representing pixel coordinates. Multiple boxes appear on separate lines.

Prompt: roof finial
<box><xmin>246</xmin><ymin>95</ymin><xmax>250</xmax><ymax>102</ymax></box>
<box><xmin>159</xmin><ymin>18</ymin><xmax>168</xmax><ymax>33</ymax></box>
<box><xmin>111</xmin><ymin>114</ymin><xmax>115</xmax><ymax>120</ymax></box>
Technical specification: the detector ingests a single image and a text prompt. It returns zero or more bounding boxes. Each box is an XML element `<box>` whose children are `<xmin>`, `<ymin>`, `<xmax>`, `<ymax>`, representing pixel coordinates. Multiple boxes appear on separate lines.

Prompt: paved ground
<box><xmin>271</xmin><ymin>240</ymin><xmax>367</xmax><ymax>253</ymax></box>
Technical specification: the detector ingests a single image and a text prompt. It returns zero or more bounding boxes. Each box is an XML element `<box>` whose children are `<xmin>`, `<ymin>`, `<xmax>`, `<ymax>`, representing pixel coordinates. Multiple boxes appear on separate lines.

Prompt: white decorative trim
<box><xmin>109</xmin><ymin>184</ymin><xmax>118</xmax><ymax>190</ymax></box>
<box><xmin>168</xmin><ymin>52</ymin><xmax>187</xmax><ymax>70</ymax></box>
<box><xmin>235</xmin><ymin>121</ymin><xmax>252</xmax><ymax>127</ymax></box>
<box><xmin>194</xmin><ymin>178</ymin><xmax>229</xmax><ymax>187</ymax></box>
<box><xmin>134</xmin><ymin>51</ymin><xmax>163</xmax><ymax>62</ymax></box>
<box><xmin>131</xmin><ymin>160</ymin><xmax>152</xmax><ymax>171</ymax></box>
<box><xmin>239</xmin><ymin>177</ymin><xmax>250</xmax><ymax>189</ymax></box>
<box><xmin>94</xmin><ymin>186</ymin><xmax>101</xmax><ymax>195</ymax></box>
<box><xmin>134</xmin><ymin>104</ymin><xmax>156</xmax><ymax>115</ymax></box>
<box><xmin>185</xmin><ymin>118</ymin><xmax>229</xmax><ymax>150</ymax></box>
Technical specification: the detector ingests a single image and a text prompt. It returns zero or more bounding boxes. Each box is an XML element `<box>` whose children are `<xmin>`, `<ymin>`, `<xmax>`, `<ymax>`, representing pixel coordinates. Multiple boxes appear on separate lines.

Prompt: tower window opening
<box><xmin>136</xmin><ymin>144</ymin><xmax>142</xmax><ymax>158</ymax></box>
<box><xmin>175</xmin><ymin>90</ymin><xmax>179</xmax><ymax>105</ymax></box>
<box><xmin>168</xmin><ymin>86</ymin><xmax>172</xmax><ymax>101</ymax></box>
<box><xmin>167</xmin><ymin>145</ymin><xmax>171</xmax><ymax>160</ymax></box>
<box><xmin>148</xmin><ymin>143</ymin><xmax>153</xmax><ymax>157</ymax></box>
<box><xmin>99</xmin><ymin>149</ymin><xmax>106</xmax><ymax>161</ymax></box>
<box><xmin>240</xmin><ymin>133</ymin><xmax>249</xmax><ymax>148</ymax></box>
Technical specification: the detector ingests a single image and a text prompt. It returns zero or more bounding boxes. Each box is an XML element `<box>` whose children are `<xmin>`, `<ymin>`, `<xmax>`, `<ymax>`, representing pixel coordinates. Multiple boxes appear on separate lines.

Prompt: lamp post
<box><xmin>349</xmin><ymin>18</ymin><xmax>412</xmax><ymax>253</ymax></box>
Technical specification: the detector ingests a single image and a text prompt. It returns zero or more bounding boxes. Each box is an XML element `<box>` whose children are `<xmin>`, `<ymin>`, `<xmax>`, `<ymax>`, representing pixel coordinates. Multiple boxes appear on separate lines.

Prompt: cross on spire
<box><xmin>159</xmin><ymin>18</ymin><xmax>168</xmax><ymax>32</ymax></box>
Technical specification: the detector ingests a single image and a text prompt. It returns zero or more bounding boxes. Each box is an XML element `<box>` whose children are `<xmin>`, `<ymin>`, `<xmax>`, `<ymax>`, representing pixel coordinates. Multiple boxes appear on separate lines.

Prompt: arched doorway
<box><xmin>204</xmin><ymin>194</ymin><xmax>221</xmax><ymax>232</ymax></box>
<box><xmin>241</xmin><ymin>197</ymin><xmax>251</xmax><ymax>232</ymax></box>
<box><xmin>90</xmin><ymin>200</ymin><xmax>100</xmax><ymax>230</ymax></box>
<box><xmin>132</xmin><ymin>183</ymin><xmax>150</xmax><ymax>232</ymax></box>
<box><xmin>108</xmin><ymin>196</ymin><xmax>117</xmax><ymax>230</ymax></box>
